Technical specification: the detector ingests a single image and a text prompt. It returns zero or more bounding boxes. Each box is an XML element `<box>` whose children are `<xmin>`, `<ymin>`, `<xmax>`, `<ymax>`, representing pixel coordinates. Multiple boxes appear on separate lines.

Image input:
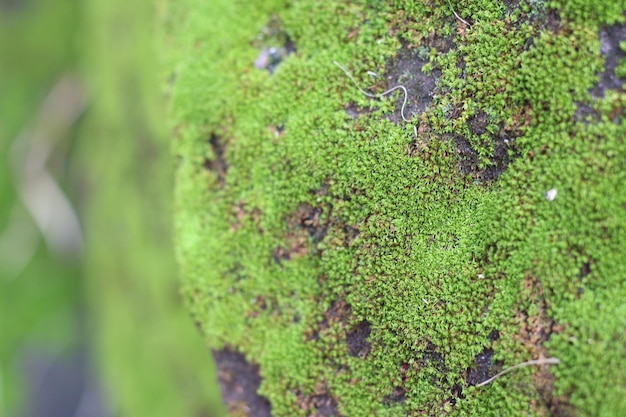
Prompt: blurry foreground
<box><xmin>0</xmin><ymin>0</ymin><xmax>225</xmax><ymax>416</ymax></box>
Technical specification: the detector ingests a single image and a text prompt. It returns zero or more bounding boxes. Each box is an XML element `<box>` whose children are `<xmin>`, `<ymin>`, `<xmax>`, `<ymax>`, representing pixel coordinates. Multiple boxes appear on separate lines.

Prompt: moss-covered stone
<box><xmin>168</xmin><ymin>0</ymin><xmax>626</xmax><ymax>415</ymax></box>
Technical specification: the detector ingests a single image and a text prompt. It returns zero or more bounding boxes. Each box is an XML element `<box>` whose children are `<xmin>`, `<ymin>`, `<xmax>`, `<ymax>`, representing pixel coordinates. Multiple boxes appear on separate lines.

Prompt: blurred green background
<box><xmin>0</xmin><ymin>0</ymin><xmax>225</xmax><ymax>416</ymax></box>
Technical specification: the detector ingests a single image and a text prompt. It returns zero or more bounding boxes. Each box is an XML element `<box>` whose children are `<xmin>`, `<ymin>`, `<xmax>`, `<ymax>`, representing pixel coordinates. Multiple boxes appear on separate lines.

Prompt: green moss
<box><xmin>550</xmin><ymin>0</ymin><xmax>626</xmax><ymax>25</ymax></box>
<box><xmin>76</xmin><ymin>0</ymin><xmax>227</xmax><ymax>415</ymax></box>
<box><xmin>169</xmin><ymin>0</ymin><xmax>626</xmax><ymax>415</ymax></box>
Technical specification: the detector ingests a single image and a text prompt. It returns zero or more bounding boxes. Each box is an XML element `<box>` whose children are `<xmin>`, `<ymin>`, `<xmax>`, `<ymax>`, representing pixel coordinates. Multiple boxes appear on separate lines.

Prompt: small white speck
<box><xmin>254</xmin><ymin>50</ymin><xmax>270</xmax><ymax>69</ymax></box>
<box><xmin>545</xmin><ymin>188</ymin><xmax>557</xmax><ymax>201</ymax></box>
<box><xmin>478</xmin><ymin>274</ymin><xmax>485</xmax><ymax>279</ymax></box>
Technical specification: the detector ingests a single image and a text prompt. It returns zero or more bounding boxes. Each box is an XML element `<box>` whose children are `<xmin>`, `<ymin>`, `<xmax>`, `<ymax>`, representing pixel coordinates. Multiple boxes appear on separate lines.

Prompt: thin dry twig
<box><xmin>447</xmin><ymin>0</ymin><xmax>472</xmax><ymax>28</ymax></box>
<box><xmin>476</xmin><ymin>358</ymin><xmax>561</xmax><ymax>388</ymax></box>
<box><xmin>333</xmin><ymin>61</ymin><xmax>417</xmax><ymax>136</ymax></box>
<box><xmin>333</xmin><ymin>61</ymin><xmax>410</xmax><ymax>123</ymax></box>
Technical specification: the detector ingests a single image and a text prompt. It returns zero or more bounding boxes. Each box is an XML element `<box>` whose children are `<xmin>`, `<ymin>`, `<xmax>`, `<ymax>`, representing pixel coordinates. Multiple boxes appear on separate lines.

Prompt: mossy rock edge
<box><xmin>168</xmin><ymin>1</ymin><xmax>626</xmax><ymax>416</ymax></box>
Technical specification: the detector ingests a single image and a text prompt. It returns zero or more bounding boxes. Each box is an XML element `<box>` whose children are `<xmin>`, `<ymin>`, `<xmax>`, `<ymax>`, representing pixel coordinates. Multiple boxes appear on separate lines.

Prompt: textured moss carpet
<box><xmin>169</xmin><ymin>0</ymin><xmax>626</xmax><ymax>416</ymax></box>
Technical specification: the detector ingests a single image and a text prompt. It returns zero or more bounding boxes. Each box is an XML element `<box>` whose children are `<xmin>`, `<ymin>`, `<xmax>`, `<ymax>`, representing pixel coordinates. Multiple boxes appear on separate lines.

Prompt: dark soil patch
<box><xmin>307</xmin><ymin>299</ymin><xmax>352</xmax><ymax>341</ymax></box>
<box><xmin>577</xmin><ymin>260</ymin><xmax>592</xmax><ymax>297</ymax></box>
<box><xmin>488</xmin><ymin>329</ymin><xmax>500</xmax><ymax>342</ymax></box>
<box><xmin>545</xmin><ymin>395</ymin><xmax>578</xmax><ymax>417</ymax></box>
<box><xmin>466</xmin><ymin>348</ymin><xmax>495</xmax><ymax>386</ymax></box>
<box><xmin>273</xmin><ymin>203</ymin><xmax>329</xmax><ymax>264</ymax></box>
<box><xmin>323</xmin><ymin>299</ymin><xmax>352</xmax><ymax>327</ymax></box>
<box><xmin>296</xmin><ymin>385</ymin><xmax>341</xmax><ymax>417</ymax></box>
<box><xmin>449</xmin><ymin>382</ymin><xmax>465</xmax><ymax>403</ymax></box>
<box><xmin>382</xmin><ymin>386</ymin><xmax>407</xmax><ymax>406</ymax></box>
<box><xmin>383</xmin><ymin>43</ymin><xmax>446</xmax><ymax>123</ymax></box>
<box><xmin>203</xmin><ymin>133</ymin><xmax>227</xmax><ymax>185</ymax></box>
<box><xmin>341</xmin><ymin>224</ymin><xmax>360</xmax><ymax>248</ymax></box>
<box><xmin>509</xmin><ymin>4</ymin><xmax>560</xmax><ymax>53</ymax></box>
<box><xmin>450</xmin><ymin>102</ymin><xmax>529</xmax><ymax>182</ymax></box>
<box><xmin>213</xmin><ymin>347</ymin><xmax>272</xmax><ymax>417</ymax></box>
<box><xmin>346</xmin><ymin>320</ymin><xmax>372</xmax><ymax>358</ymax></box>
<box><xmin>272</xmin><ymin>243</ymin><xmax>307</xmax><ymax>263</ymax></box>
<box><xmin>468</xmin><ymin>110</ymin><xmax>489</xmax><ymax>135</ymax></box>
<box><xmin>502</xmin><ymin>0</ymin><xmax>521</xmax><ymax>14</ymax></box>
<box><xmin>231</xmin><ymin>201</ymin><xmax>263</xmax><ymax>233</ymax></box>
<box><xmin>517</xmin><ymin>276</ymin><xmax>562</xmax><ymax>351</ymax></box>
<box><xmin>350</xmin><ymin>33</ymin><xmax>454</xmax><ymax>124</ymax></box>
<box><xmin>419</xmin><ymin>342</ymin><xmax>447</xmax><ymax>373</ymax></box>
<box><xmin>574</xmin><ymin>101</ymin><xmax>601</xmax><ymax>123</ymax></box>
<box><xmin>454</xmin><ymin>131</ymin><xmax>514</xmax><ymax>182</ymax></box>
<box><xmin>345</xmin><ymin>102</ymin><xmax>374</xmax><ymax>119</ymax></box>
<box><xmin>591</xmin><ymin>22</ymin><xmax>626</xmax><ymax>98</ymax></box>
<box><xmin>0</xmin><ymin>0</ymin><xmax>26</xmax><ymax>14</ymax></box>
<box><xmin>421</xmin><ymin>30</ymin><xmax>457</xmax><ymax>54</ymax></box>
<box><xmin>516</xmin><ymin>275</ymin><xmax>571</xmax><ymax>416</ymax></box>
<box><xmin>295</xmin><ymin>203</ymin><xmax>329</xmax><ymax>243</ymax></box>
<box><xmin>268</xmin><ymin>124</ymin><xmax>285</xmax><ymax>138</ymax></box>
<box><xmin>528</xmin><ymin>8</ymin><xmax>561</xmax><ymax>34</ymax></box>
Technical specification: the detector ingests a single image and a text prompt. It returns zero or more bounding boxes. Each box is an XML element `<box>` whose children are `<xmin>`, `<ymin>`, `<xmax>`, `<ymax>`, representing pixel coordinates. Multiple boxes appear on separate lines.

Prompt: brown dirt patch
<box><xmin>295</xmin><ymin>383</ymin><xmax>341</xmax><ymax>417</ymax></box>
<box><xmin>419</xmin><ymin>341</ymin><xmax>447</xmax><ymax>373</ymax></box>
<box><xmin>231</xmin><ymin>201</ymin><xmax>263</xmax><ymax>233</ymax></box>
<box><xmin>516</xmin><ymin>275</ymin><xmax>571</xmax><ymax>417</ymax></box>
<box><xmin>213</xmin><ymin>347</ymin><xmax>272</xmax><ymax>417</ymax></box>
<box><xmin>346</xmin><ymin>320</ymin><xmax>372</xmax><ymax>358</ymax></box>
<box><xmin>383</xmin><ymin>42</ymin><xmax>447</xmax><ymax>124</ymax></box>
<box><xmin>273</xmin><ymin>203</ymin><xmax>329</xmax><ymax>264</ymax></box>
<box><xmin>453</xmin><ymin>103</ymin><xmax>529</xmax><ymax>182</ymax></box>
<box><xmin>307</xmin><ymin>299</ymin><xmax>352</xmax><ymax>342</ymax></box>
<box><xmin>466</xmin><ymin>348</ymin><xmax>496</xmax><ymax>386</ymax></box>
<box><xmin>341</xmin><ymin>31</ymin><xmax>453</xmax><ymax>124</ymax></box>
<box><xmin>203</xmin><ymin>133</ymin><xmax>228</xmax><ymax>186</ymax></box>
<box><xmin>382</xmin><ymin>386</ymin><xmax>407</xmax><ymax>406</ymax></box>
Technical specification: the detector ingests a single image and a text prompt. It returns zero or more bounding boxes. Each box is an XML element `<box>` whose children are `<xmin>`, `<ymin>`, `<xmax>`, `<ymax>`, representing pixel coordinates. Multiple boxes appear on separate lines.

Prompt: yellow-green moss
<box><xmin>170</xmin><ymin>0</ymin><xmax>626</xmax><ymax>415</ymax></box>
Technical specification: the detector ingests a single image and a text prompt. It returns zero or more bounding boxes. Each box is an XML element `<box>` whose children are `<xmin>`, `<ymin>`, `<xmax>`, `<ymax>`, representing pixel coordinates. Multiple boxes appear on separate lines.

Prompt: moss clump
<box><xmin>168</xmin><ymin>0</ymin><xmax>626</xmax><ymax>415</ymax></box>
